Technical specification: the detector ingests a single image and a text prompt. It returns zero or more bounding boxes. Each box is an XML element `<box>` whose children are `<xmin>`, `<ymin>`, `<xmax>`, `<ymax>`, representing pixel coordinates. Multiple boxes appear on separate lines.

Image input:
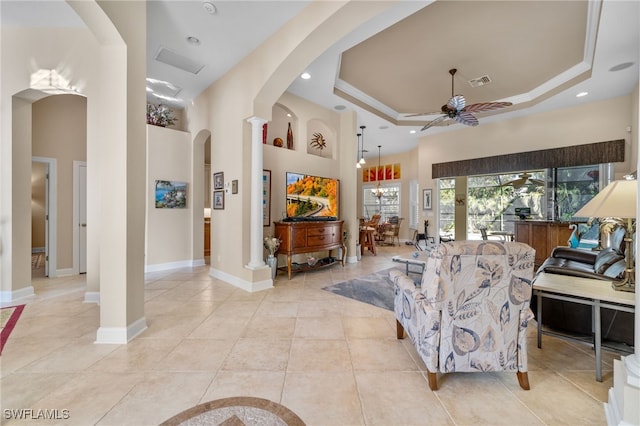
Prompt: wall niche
<box><xmin>266</xmin><ymin>103</ymin><xmax>297</xmax><ymax>150</ymax></box>
<box><xmin>306</xmin><ymin>119</ymin><xmax>334</xmax><ymax>159</ymax></box>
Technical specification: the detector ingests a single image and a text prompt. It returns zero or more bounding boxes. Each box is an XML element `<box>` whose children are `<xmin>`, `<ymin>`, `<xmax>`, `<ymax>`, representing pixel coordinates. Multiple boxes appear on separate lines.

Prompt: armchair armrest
<box><xmin>550</xmin><ymin>247</ymin><xmax>597</xmax><ymax>264</ymax></box>
<box><xmin>538</xmin><ymin>264</ymin><xmax>623</xmax><ymax>281</ymax></box>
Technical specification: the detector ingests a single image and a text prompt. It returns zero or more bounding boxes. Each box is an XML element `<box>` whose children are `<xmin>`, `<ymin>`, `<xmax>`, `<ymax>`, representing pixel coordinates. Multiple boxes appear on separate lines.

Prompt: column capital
<box><xmin>247</xmin><ymin>116</ymin><xmax>267</xmax><ymax>126</ymax></box>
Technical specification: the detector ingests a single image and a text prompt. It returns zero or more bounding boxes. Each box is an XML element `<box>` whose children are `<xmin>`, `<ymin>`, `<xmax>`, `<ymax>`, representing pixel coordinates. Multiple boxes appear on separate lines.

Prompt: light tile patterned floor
<box><xmin>2</xmin><ymin>244</ymin><xmax>619</xmax><ymax>425</ymax></box>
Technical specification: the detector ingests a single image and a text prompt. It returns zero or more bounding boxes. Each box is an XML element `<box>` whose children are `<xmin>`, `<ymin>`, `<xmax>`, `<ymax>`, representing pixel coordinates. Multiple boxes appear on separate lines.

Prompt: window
<box><xmin>554</xmin><ymin>164</ymin><xmax>605</xmax><ymax>221</ymax></box>
<box><xmin>437</xmin><ymin>164</ymin><xmax>608</xmax><ymax>240</ymax></box>
<box><xmin>363</xmin><ymin>183</ymin><xmax>400</xmax><ymax>221</ymax></box>
<box><xmin>438</xmin><ymin>178</ymin><xmax>455</xmax><ymax>238</ymax></box>
<box><xmin>467</xmin><ymin>171</ymin><xmax>546</xmax><ymax>238</ymax></box>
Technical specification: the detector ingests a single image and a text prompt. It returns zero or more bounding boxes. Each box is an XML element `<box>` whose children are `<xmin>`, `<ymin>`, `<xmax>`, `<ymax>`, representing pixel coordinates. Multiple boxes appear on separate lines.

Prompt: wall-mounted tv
<box><xmin>285</xmin><ymin>172</ymin><xmax>339</xmax><ymax>220</ymax></box>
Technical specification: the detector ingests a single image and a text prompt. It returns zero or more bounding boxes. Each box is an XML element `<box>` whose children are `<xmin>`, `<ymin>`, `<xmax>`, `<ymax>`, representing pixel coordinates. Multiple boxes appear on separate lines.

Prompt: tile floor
<box><xmin>2</xmin><ymin>244</ymin><xmax>620</xmax><ymax>425</ymax></box>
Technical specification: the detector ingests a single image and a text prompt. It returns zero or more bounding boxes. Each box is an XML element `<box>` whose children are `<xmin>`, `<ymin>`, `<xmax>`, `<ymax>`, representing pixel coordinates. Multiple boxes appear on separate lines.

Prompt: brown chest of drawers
<box><xmin>274</xmin><ymin>220</ymin><xmax>345</xmax><ymax>279</ymax></box>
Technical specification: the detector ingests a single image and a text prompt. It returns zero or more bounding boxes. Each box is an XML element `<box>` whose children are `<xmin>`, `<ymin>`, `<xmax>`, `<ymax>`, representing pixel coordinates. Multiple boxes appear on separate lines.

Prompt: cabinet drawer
<box><xmin>307</xmin><ymin>227</ymin><xmax>334</xmax><ymax>237</ymax></box>
<box><xmin>307</xmin><ymin>235</ymin><xmax>333</xmax><ymax>247</ymax></box>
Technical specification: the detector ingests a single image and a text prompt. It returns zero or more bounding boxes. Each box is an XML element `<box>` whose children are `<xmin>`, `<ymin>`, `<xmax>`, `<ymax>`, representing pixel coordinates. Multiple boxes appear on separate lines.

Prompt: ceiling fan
<box><xmin>407</xmin><ymin>68</ymin><xmax>513</xmax><ymax>131</ymax></box>
<box><xmin>500</xmin><ymin>172</ymin><xmax>545</xmax><ymax>189</ymax></box>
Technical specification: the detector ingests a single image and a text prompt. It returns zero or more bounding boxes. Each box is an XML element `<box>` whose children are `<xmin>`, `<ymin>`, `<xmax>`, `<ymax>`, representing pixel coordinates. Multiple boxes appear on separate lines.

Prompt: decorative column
<box><xmin>246</xmin><ymin>116</ymin><xmax>267</xmax><ymax>269</ymax></box>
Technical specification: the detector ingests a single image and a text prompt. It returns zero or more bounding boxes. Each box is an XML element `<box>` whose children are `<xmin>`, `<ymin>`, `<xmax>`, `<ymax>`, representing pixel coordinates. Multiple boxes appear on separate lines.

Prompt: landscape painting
<box><xmin>155</xmin><ymin>180</ymin><xmax>187</xmax><ymax>208</ymax></box>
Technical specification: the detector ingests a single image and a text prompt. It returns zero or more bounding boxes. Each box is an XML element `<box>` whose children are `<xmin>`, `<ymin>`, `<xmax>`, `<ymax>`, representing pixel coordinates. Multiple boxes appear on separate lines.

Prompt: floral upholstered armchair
<box><xmin>391</xmin><ymin>240</ymin><xmax>536</xmax><ymax>390</ymax></box>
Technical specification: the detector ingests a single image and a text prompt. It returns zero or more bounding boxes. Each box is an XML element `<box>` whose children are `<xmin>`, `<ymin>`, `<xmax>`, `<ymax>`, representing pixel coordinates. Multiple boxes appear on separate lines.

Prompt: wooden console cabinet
<box><xmin>274</xmin><ymin>220</ymin><xmax>345</xmax><ymax>279</ymax></box>
<box><xmin>514</xmin><ymin>221</ymin><xmax>574</xmax><ymax>268</ymax></box>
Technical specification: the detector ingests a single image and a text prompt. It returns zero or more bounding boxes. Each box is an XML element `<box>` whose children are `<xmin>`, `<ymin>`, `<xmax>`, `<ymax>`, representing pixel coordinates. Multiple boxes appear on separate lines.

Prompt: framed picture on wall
<box><xmin>423</xmin><ymin>188</ymin><xmax>432</xmax><ymax>210</ymax></box>
<box><xmin>213</xmin><ymin>171</ymin><xmax>224</xmax><ymax>190</ymax></box>
<box><xmin>213</xmin><ymin>190</ymin><xmax>224</xmax><ymax>210</ymax></box>
<box><xmin>263</xmin><ymin>170</ymin><xmax>271</xmax><ymax>226</ymax></box>
<box><xmin>155</xmin><ymin>180</ymin><xmax>187</xmax><ymax>209</ymax></box>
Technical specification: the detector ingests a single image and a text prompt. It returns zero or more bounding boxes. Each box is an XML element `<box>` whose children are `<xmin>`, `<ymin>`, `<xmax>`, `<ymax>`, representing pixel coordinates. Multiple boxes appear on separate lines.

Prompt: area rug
<box><xmin>323</xmin><ymin>267</ymin><xmax>418</xmax><ymax>311</ymax></box>
<box><xmin>160</xmin><ymin>396</ymin><xmax>305</xmax><ymax>426</ymax></box>
<box><xmin>1</xmin><ymin>304</ymin><xmax>25</xmax><ymax>354</ymax></box>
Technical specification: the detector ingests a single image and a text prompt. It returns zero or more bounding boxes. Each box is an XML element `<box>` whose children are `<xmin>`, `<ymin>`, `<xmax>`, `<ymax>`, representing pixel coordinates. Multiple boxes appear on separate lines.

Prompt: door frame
<box><xmin>73</xmin><ymin>160</ymin><xmax>87</xmax><ymax>275</ymax></box>
<box><xmin>32</xmin><ymin>156</ymin><xmax>57</xmax><ymax>278</ymax></box>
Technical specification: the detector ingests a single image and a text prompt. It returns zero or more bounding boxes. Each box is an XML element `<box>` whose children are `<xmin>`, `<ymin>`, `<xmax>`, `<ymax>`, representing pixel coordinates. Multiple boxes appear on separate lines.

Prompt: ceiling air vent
<box><xmin>468</xmin><ymin>75</ymin><xmax>492</xmax><ymax>88</ymax></box>
<box><xmin>154</xmin><ymin>47</ymin><xmax>205</xmax><ymax>75</ymax></box>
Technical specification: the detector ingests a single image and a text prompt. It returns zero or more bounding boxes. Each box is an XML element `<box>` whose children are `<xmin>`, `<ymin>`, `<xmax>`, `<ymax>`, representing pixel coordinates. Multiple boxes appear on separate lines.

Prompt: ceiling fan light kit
<box><xmin>409</xmin><ymin>68</ymin><xmax>513</xmax><ymax>131</ymax></box>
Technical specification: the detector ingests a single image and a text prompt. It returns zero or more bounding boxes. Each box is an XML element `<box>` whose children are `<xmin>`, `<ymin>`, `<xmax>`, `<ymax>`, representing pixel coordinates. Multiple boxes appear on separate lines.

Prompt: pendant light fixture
<box><xmin>356</xmin><ymin>132</ymin><xmax>362</xmax><ymax>169</ymax></box>
<box><xmin>375</xmin><ymin>145</ymin><xmax>383</xmax><ymax>199</ymax></box>
<box><xmin>359</xmin><ymin>125</ymin><xmax>366</xmax><ymax>164</ymax></box>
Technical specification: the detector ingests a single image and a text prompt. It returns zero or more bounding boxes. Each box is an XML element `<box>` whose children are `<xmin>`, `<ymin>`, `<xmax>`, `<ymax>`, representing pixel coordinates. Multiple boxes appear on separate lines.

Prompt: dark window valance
<box><xmin>432</xmin><ymin>140</ymin><xmax>625</xmax><ymax>179</ymax></box>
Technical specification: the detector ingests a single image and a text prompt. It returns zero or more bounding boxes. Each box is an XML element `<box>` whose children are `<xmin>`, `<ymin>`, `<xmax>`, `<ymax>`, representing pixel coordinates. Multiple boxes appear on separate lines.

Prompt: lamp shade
<box><xmin>573</xmin><ymin>180</ymin><xmax>637</xmax><ymax>219</ymax></box>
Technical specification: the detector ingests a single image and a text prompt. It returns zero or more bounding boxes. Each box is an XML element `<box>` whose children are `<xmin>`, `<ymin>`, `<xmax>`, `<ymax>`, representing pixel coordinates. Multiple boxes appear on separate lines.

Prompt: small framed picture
<box><xmin>213</xmin><ymin>190</ymin><xmax>224</xmax><ymax>210</ymax></box>
<box><xmin>423</xmin><ymin>188</ymin><xmax>432</xmax><ymax>210</ymax></box>
<box><xmin>232</xmin><ymin>179</ymin><xmax>238</xmax><ymax>194</ymax></box>
<box><xmin>213</xmin><ymin>172</ymin><xmax>224</xmax><ymax>190</ymax></box>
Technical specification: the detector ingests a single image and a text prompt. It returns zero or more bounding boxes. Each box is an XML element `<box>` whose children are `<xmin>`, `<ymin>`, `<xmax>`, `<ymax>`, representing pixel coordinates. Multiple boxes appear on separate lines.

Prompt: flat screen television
<box><xmin>285</xmin><ymin>172</ymin><xmax>339</xmax><ymax>220</ymax></box>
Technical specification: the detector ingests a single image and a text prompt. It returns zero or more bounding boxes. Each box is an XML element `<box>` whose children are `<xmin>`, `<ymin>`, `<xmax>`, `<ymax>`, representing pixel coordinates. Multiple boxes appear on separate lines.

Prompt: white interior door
<box><xmin>79</xmin><ymin>164</ymin><xmax>87</xmax><ymax>273</ymax></box>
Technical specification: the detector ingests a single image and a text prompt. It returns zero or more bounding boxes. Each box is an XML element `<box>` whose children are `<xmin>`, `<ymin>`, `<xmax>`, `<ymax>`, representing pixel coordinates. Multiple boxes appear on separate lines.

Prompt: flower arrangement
<box><xmin>264</xmin><ymin>236</ymin><xmax>281</xmax><ymax>257</ymax></box>
<box><xmin>146</xmin><ymin>103</ymin><xmax>177</xmax><ymax>127</ymax></box>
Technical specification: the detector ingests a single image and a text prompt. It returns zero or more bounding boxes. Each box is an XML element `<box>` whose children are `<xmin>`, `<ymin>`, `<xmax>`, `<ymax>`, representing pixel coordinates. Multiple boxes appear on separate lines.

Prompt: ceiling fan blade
<box><xmin>463</xmin><ymin>101</ymin><xmax>513</xmax><ymax>113</ymax></box>
<box><xmin>448</xmin><ymin>95</ymin><xmax>466</xmax><ymax>111</ymax></box>
<box><xmin>454</xmin><ymin>111</ymin><xmax>479</xmax><ymax>126</ymax></box>
<box><xmin>420</xmin><ymin>114</ymin><xmax>448</xmax><ymax>131</ymax></box>
<box><xmin>404</xmin><ymin>110</ymin><xmax>444</xmax><ymax>117</ymax></box>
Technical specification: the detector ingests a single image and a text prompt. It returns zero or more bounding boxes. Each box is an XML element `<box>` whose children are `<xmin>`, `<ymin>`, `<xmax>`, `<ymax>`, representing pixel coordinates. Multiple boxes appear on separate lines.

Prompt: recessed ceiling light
<box><xmin>334</xmin><ymin>105</ymin><xmax>346</xmax><ymax>111</ymax></box>
<box><xmin>300</xmin><ymin>72</ymin><xmax>311</xmax><ymax>80</ymax></box>
<box><xmin>186</xmin><ymin>36</ymin><xmax>200</xmax><ymax>46</ymax></box>
<box><xmin>202</xmin><ymin>0</ymin><xmax>216</xmax><ymax>14</ymax></box>
<box><xmin>609</xmin><ymin>62</ymin><xmax>634</xmax><ymax>72</ymax></box>
<box><xmin>410</xmin><ymin>130</ymin><xmax>417</xmax><ymax>134</ymax></box>
<box><xmin>576</xmin><ymin>91</ymin><xmax>588</xmax><ymax>98</ymax></box>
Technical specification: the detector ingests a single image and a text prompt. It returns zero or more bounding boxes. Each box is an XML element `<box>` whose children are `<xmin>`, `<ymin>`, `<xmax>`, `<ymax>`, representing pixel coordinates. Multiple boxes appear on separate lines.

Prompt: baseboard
<box><xmin>56</xmin><ymin>268</ymin><xmax>74</xmax><ymax>277</ymax></box>
<box><xmin>0</xmin><ymin>286</ymin><xmax>35</xmax><ymax>303</ymax></box>
<box><xmin>209</xmin><ymin>266</ymin><xmax>273</xmax><ymax>292</ymax></box>
<box><xmin>145</xmin><ymin>260</ymin><xmax>195</xmax><ymax>273</ymax></box>
<box><xmin>191</xmin><ymin>259</ymin><xmax>205</xmax><ymax>267</ymax></box>
<box><xmin>83</xmin><ymin>291</ymin><xmax>100</xmax><ymax>304</ymax></box>
<box><xmin>95</xmin><ymin>316</ymin><xmax>147</xmax><ymax>344</ymax></box>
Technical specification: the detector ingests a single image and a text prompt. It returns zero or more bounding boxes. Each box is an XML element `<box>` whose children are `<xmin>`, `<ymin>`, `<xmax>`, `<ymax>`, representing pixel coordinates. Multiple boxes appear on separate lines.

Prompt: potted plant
<box><xmin>146</xmin><ymin>103</ymin><xmax>177</xmax><ymax>127</ymax></box>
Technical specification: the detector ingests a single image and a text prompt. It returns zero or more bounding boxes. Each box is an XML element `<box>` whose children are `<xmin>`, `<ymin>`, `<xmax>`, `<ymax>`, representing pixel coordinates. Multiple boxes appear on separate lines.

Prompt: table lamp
<box><xmin>573</xmin><ymin>179</ymin><xmax>636</xmax><ymax>292</ymax></box>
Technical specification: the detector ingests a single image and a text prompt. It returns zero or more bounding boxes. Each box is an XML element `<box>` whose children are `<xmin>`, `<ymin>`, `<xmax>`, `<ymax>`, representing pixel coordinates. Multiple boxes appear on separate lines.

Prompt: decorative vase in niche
<box><xmin>262</xmin><ymin>123</ymin><xmax>267</xmax><ymax>144</ymax></box>
<box><xmin>287</xmin><ymin>122</ymin><xmax>293</xmax><ymax>150</ymax></box>
<box><xmin>266</xmin><ymin>255</ymin><xmax>277</xmax><ymax>280</ymax></box>
<box><xmin>273</xmin><ymin>137</ymin><xmax>283</xmax><ymax>148</ymax></box>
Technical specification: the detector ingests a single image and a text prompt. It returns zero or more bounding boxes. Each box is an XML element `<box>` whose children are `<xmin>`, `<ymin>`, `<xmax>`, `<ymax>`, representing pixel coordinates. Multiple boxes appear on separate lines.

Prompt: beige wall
<box><xmin>32</xmin><ymin>94</ymin><xmax>87</xmax><ymax>270</ymax></box>
<box><xmin>145</xmin><ymin>124</ymin><xmax>193</xmax><ymax>266</ymax></box>
<box><xmin>1</xmin><ymin>26</ymin><xmax>98</xmax><ymax>294</ymax></box>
